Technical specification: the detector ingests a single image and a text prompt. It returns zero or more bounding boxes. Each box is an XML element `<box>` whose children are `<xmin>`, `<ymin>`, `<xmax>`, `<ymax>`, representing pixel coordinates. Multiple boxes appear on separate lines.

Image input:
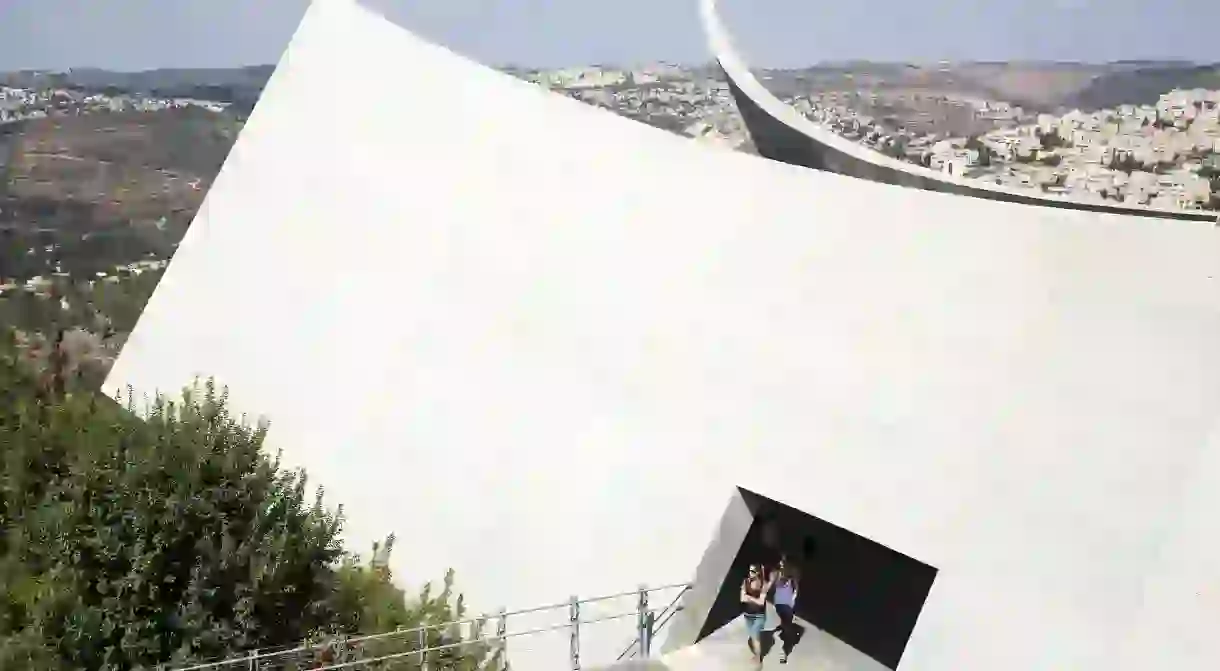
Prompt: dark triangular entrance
<box><xmin>669</xmin><ymin>486</ymin><xmax>938</xmax><ymax>670</ymax></box>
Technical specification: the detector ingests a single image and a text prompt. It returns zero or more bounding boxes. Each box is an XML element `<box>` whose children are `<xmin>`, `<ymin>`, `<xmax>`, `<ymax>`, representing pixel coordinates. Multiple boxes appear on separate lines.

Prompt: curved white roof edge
<box><xmin>699</xmin><ymin>0</ymin><xmax>1219</xmax><ymax>223</ymax></box>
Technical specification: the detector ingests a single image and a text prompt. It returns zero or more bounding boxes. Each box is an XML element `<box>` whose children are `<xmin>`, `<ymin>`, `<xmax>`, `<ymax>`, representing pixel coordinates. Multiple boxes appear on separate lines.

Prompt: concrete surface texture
<box><xmin>104</xmin><ymin>0</ymin><xmax>1220</xmax><ymax>669</ymax></box>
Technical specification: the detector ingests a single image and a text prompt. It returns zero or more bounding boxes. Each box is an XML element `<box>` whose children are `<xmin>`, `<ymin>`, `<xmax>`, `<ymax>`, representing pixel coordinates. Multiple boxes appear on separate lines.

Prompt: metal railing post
<box><xmin>497</xmin><ymin>608</ymin><xmax>508</xmax><ymax>671</ymax></box>
<box><xmin>644</xmin><ymin>609</ymin><xmax>656</xmax><ymax>658</ymax></box>
<box><xmin>569</xmin><ymin>595</ymin><xmax>581</xmax><ymax>670</ymax></box>
<box><xmin>247</xmin><ymin>648</ymin><xmax>258</xmax><ymax>671</ymax></box>
<box><xmin>419</xmin><ymin>626</ymin><xmax>429</xmax><ymax>671</ymax></box>
<box><xmin>636</xmin><ymin>584</ymin><xmax>649</xmax><ymax>658</ymax></box>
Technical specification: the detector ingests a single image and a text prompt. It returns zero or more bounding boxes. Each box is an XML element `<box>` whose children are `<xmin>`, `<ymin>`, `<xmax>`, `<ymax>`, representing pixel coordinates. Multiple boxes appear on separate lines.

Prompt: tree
<box><xmin>960</xmin><ymin>136</ymin><xmax>991</xmax><ymax>167</ymax></box>
<box><xmin>1040</xmin><ymin>129</ymin><xmax>1067</xmax><ymax>150</ymax></box>
<box><xmin>1109</xmin><ymin>153</ymin><xmax>1142</xmax><ymax>175</ymax></box>
<box><xmin>0</xmin><ymin>352</ymin><xmax>344</xmax><ymax>669</ymax></box>
<box><xmin>0</xmin><ymin>330</ymin><xmax>484</xmax><ymax>671</ymax></box>
<box><xmin>880</xmin><ymin>141</ymin><xmax>906</xmax><ymax>160</ymax></box>
<box><xmin>324</xmin><ymin>542</ymin><xmax>496</xmax><ymax>670</ymax></box>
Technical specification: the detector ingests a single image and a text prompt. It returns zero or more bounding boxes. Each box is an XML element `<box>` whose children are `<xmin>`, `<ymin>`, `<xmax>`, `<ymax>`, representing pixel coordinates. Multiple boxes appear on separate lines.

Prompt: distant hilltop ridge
<box><xmin>2</xmin><ymin>65</ymin><xmax>275</xmax><ymax>93</ymax></box>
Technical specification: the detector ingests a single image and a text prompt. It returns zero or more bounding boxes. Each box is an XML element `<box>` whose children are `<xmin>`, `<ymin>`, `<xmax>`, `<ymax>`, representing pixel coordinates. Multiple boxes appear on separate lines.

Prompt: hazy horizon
<box><xmin>4</xmin><ymin>57</ymin><xmax>1216</xmax><ymax>76</ymax></box>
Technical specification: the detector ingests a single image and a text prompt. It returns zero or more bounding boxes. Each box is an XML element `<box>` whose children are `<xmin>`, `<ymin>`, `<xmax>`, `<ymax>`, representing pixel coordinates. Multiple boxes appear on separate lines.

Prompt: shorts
<box><xmin>743</xmin><ymin>613</ymin><xmax>766</xmax><ymax>639</ymax></box>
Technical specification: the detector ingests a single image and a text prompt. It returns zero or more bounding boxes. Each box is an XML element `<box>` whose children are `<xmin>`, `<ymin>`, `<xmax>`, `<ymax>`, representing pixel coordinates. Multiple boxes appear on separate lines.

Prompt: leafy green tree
<box><xmin>0</xmin><ymin>330</ymin><xmax>486</xmax><ymax>671</ymax></box>
<box><xmin>323</xmin><ymin>539</ymin><xmax>496</xmax><ymax>670</ymax></box>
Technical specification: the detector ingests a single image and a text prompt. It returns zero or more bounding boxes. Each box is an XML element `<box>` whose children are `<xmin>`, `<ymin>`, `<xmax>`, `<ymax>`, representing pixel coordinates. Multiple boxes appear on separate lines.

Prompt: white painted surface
<box><xmin>105</xmin><ymin>0</ymin><xmax>1220</xmax><ymax>669</ymax></box>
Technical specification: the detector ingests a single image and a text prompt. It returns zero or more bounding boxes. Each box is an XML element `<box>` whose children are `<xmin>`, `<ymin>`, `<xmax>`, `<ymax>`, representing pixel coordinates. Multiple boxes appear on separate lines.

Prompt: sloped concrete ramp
<box><xmin>599</xmin><ymin>616</ymin><xmax>889</xmax><ymax>671</ymax></box>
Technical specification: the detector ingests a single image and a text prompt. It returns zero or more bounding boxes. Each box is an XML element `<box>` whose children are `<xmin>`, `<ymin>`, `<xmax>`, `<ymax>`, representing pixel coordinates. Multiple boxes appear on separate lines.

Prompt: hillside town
<box><xmin>507</xmin><ymin>63</ymin><xmax>754</xmax><ymax>149</ymax></box>
<box><xmin>0</xmin><ymin>84</ymin><xmax>229</xmax><ymax>123</ymax></box>
<box><xmin>514</xmin><ymin>65</ymin><xmax>1220</xmax><ymax>212</ymax></box>
<box><xmin>812</xmin><ymin>88</ymin><xmax>1220</xmax><ymax>211</ymax></box>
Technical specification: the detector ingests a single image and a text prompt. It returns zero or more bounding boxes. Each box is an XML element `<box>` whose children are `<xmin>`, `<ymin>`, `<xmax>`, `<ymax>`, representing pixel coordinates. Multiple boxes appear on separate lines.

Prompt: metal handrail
<box><xmin>615</xmin><ymin>584</ymin><xmax>690</xmax><ymax>661</ymax></box>
<box><xmin>312</xmin><ymin>606</ymin><xmax>658</xmax><ymax>671</ymax></box>
<box><xmin>165</xmin><ymin>582</ymin><xmax>690</xmax><ymax>671</ymax></box>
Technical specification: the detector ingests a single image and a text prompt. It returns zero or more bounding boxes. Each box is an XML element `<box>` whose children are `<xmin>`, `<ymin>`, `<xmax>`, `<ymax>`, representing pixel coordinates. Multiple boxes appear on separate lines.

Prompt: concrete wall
<box><xmin>105</xmin><ymin>1</ymin><xmax>1220</xmax><ymax>669</ymax></box>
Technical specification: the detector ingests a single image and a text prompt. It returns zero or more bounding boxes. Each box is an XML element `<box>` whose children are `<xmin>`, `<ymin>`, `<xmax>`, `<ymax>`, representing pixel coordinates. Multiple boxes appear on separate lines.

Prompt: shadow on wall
<box><xmin>695</xmin><ymin>487</ymin><xmax>938</xmax><ymax>670</ymax></box>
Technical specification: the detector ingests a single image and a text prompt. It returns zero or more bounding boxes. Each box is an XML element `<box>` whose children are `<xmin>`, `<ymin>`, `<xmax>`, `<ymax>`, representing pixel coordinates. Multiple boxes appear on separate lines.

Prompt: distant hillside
<box><xmin>0</xmin><ymin>108</ymin><xmax>240</xmax><ymax>277</ymax></box>
<box><xmin>66</xmin><ymin>65</ymin><xmax>275</xmax><ymax>90</ymax></box>
<box><xmin>947</xmin><ymin>63</ymin><xmax>1110</xmax><ymax>110</ymax></box>
<box><xmin>757</xmin><ymin>61</ymin><xmax>1207</xmax><ymax>113</ymax></box>
<box><xmin>0</xmin><ymin>106</ymin><xmax>238</xmax><ymax>198</ymax></box>
<box><xmin>747</xmin><ymin>60</ymin><xmax>1220</xmax><ymax>112</ymax></box>
<box><xmin>1063</xmin><ymin>64</ymin><xmax>1220</xmax><ymax>111</ymax></box>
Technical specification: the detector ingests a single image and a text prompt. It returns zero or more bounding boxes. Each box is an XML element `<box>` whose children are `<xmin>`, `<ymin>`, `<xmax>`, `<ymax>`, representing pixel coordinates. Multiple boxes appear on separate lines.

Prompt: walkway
<box><xmin>601</xmin><ymin>616</ymin><xmax>888</xmax><ymax>671</ymax></box>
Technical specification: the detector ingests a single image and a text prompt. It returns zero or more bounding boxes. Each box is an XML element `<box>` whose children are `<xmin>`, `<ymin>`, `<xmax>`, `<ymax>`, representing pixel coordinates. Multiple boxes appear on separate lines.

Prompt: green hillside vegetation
<box><xmin>0</xmin><ymin>270</ymin><xmax>166</xmax><ymax>390</ymax></box>
<box><xmin>0</xmin><ymin>330</ymin><xmax>490</xmax><ymax>670</ymax></box>
<box><xmin>0</xmin><ymin>108</ymin><xmax>241</xmax><ymax>279</ymax></box>
<box><xmin>0</xmin><ymin>108</ymin><xmax>239</xmax><ymax>178</ymax></box>
<box><xmin>1</xmin><ymin>270</ymin><xmax>162</xmax><ymax>335</ymax></box>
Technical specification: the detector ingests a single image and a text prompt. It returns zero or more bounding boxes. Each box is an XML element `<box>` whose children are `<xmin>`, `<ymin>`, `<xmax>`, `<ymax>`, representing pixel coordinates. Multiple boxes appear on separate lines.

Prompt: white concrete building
<box><xmin>105</xmin><ymin>1</ymin><xmax>1220</xmax><ymax>670</ymax></box>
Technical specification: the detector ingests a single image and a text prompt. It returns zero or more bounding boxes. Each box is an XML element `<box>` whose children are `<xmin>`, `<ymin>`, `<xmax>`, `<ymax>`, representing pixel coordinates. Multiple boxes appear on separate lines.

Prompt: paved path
<box><xmin>600</xmin><ymin>616</ymin><xmax>889</xmax><ymax>671</ymax></box>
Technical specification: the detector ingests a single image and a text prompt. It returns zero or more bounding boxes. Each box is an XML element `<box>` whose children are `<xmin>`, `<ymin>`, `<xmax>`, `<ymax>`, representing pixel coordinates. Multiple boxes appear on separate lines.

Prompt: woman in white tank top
<box><xmin>771</xmin><ymin>557</ymin><xmax>800</xmax><ymax>664</ymax></box>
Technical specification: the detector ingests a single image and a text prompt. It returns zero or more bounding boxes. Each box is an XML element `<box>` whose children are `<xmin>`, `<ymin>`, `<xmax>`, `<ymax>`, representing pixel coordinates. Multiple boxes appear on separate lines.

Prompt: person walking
<box><xmin>772</xmin><ymin>557</ymin><xmax>800</xmax><ymax>664</ymax></box>
<box><xmin>741</xmin><ymin>563</ymin><xmax>772</xmax><ymax>668</ymax></box>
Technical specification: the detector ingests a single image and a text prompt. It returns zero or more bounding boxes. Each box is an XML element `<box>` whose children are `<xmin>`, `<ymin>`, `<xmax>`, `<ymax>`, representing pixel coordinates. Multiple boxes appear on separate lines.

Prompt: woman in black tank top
<box><xmin>742</xmin><ymin>577</ymin><xmax>765</xmax><ymax>615</ymax></box>
<box><xmin>740</xmin><ymin>564</ymin><xmax>772</xmax><ymax>667</ymax></box>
